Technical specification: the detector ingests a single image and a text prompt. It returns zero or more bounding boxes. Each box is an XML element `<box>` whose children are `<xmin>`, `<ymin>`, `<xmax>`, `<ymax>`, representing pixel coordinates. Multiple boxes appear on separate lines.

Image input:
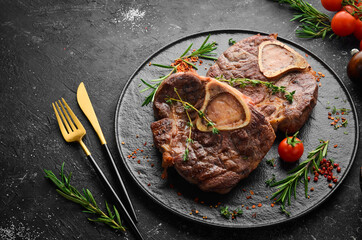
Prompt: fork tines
<box><xmin>52</xmin><ymin>98</ymin><xmax>85</xmax><ymax>142</ymax></box>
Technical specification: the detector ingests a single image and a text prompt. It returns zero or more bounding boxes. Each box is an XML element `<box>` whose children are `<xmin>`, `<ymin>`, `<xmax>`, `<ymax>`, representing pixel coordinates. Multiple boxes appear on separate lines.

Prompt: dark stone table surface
<box><xmin>0</xmin><ymin>0</ymin><xmax>361</xmax><ymax>239</ymax></box>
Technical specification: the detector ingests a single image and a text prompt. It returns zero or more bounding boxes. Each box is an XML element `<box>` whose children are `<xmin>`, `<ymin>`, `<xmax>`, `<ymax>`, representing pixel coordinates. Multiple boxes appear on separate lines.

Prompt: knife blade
<box><xmin>77</xmin><ymin>82</ymin><xmax>138</xmax><ymax>222</ymax></box>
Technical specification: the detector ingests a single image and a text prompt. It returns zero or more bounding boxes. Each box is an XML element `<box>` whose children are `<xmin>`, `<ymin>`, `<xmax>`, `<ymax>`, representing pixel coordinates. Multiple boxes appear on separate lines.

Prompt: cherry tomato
<box><xmin>357</xmin><ymin>3</ymin><xmax>362</xmax><ymax>18</ymax></box>
<box><xmin>331</xmin><ymin>11</ymin><xmax>357</xmax><ymax>36</ymax></box>
<box><xmin>354</xmin><ymin>19</ymin><xmax>362</xmax><ymax>40</ymax></box>
<box><xmin>321</xmin><ymin>0</ymin><xmax>342</xmax><ymax>11</ymax></box>
<box><xmin>278</xmin><ymin>132</ymin><xmax>304</xmax><ymax>162</ymax></box>
<box><xmin>343</xmin><ymin>5</ymin><xmax>358</xmax><ymax>18</ymax></box>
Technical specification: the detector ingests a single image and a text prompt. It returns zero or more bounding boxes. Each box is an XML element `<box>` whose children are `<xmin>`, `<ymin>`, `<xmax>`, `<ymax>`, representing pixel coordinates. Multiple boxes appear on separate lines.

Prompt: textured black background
<box><xmin>0</xmin><ymin>0</ymin><xmax>361</xmax><ymax>239</ymax></box>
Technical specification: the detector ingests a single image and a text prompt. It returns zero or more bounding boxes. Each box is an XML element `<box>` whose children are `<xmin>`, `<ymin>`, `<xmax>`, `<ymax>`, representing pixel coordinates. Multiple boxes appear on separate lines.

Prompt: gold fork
<box><xmin>52</xmin><ymin>98</ymin><xmax>143</xmax><ymax>240</ymax></box>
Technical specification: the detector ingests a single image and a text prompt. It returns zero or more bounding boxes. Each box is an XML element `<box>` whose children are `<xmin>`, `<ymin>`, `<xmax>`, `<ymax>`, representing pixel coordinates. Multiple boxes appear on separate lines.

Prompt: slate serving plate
<box><xmin>115</xmin><ymin>30</ymin><xmax>359</xmax><ymax>228</ymax></box>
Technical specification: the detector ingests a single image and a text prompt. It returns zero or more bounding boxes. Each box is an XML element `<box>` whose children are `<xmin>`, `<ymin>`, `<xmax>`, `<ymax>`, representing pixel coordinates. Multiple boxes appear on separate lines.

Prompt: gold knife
<box><xmin>77</xmin><ymin>82</ymin><xmax>138</xmax><ymax>222</ymax></box>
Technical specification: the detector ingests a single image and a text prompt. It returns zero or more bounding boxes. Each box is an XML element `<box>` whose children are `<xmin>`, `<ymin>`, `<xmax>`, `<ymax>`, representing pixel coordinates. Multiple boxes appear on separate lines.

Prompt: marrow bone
<box><xmin>196</xmin><ymin>80</ymin><xmax>251</xmax><ymax>132</ymax></box>
<box><xmin>258</xmin><ymin>41</ymin><xmax>308</xmax><ymax>79</ymax></box>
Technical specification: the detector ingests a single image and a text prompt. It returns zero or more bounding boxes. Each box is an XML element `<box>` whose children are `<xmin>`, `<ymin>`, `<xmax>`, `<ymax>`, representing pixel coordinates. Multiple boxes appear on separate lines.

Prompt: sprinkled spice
<box><xmin>252</xmin><ymin>205</ymin><xmax>256</xmax><ymax>209</ymax></box>
<box><xmin>257</xmin><ymin>203</ymin><xmax>262</xmax><ymax>207</ymax></box>
<box><xmin>271</xmin><ymin>203</ymin><xmax>275</xmax><ymax>207</ymax></box>
<box><xmin>121</xmin><ymin>141</ymin><xmax>125</xmax><ymax>145</ymax></box>
<box><xmin>327</xmin><ymin>106</ymin><xmax>350</xmax><ymax>130</ymax></box>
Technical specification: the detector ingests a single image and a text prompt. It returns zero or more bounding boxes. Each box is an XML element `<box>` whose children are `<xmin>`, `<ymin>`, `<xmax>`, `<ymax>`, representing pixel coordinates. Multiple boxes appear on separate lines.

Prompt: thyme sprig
<box><xmin>216</xmin><ymin>76</ymin><xmax>295</xmax><ymax>103</ymax></box>
<box><xmin>141</xmin><ymin>34</ymin><xmax>218</xmax><ymax>106</ymax></box>
<box><xmin>270</xmin><ymin>140</ymin><xmax>329</xmax><ymax>215</ymax></box>
<box><xmin>166</xmin><ymin>88</ymin><xmax>219</xmax><ymax>161</ymax></box>
<box><xmin>44</xmin><ymin>163</ymin><xmax>126</xmax><ymax>231</ymax></box>
<box><xmin>275</xmin><ymin>0</ymin><xmax>333</xmax><ymax>39</ymax></box>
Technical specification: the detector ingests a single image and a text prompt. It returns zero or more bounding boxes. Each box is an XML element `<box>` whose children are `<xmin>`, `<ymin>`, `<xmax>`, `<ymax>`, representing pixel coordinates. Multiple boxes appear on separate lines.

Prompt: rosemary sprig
<box><xmin>220</xmin><ymin>206</ymin><xmax>243</xmax><ymax>219</ymax></box>
<box><xmin>270</xmin><ymin>140</ymin><xmax>329</xmax><ymax>215</ymax></box>
<box><xmin>166</xmin><ymin>88</ymin><xmax>219</xmax><ymax>160</ymax></box>
<box><xmin>181</xmin><ymin>34</ymin><xmax>218</xmax><ymax>60</ymax></box>
<box><xmin>217</xmin><ymin>76</ymin><xmax>295</xmax><ymax>103</ymax></box>
<box><xmin>141</xmin><ymin>34</ymin><xmax>218</xmax><ymax>106</ymax></box>
<box><xmin>44</xmin><ymin>163</ymin><xmax>126</xmax><ymax>231</ymax></box>
<box><xmin>276</xmin><ymin>0</ymin><xmax>333</xmax><ymax>39</ymax></box>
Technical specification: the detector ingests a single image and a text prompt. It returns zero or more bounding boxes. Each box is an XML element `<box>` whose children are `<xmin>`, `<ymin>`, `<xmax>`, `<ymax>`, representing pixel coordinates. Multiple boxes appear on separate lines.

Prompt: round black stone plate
<box><xmin>115</xmin><ymin>30</ymin><xmax>359</xmax><ymax>228</ymax></box>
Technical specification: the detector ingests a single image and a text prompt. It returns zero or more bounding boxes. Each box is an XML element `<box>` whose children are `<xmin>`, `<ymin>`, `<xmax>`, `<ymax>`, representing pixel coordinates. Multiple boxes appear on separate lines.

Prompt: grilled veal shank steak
<box><xmin>151</xmin><ymin>72</ymin><xmax>276</xmax><ymax>194</ymax></box>
<box><xmin>207</xmin><ymin>34</ymin><xmax>318</xmax><ymax>133</ymax></box>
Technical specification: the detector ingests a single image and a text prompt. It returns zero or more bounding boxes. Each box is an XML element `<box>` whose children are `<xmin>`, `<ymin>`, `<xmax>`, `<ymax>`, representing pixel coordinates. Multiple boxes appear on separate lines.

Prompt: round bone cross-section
<box><xmin>151</xmin><ymin>72</ymin><xmax>276</xmax><ymax>194</ymax></box>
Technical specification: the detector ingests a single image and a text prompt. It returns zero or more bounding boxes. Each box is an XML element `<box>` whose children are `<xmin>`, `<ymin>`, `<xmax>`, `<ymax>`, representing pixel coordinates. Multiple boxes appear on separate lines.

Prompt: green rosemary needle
<box><xmin>44</xmin><ymin>163</ymin><xmax>126</xmax><ymax>231</ymax></box>
<box><xmin>275</xmin><ymin>0</ymin><xmax>333</xmax><ymax>39</ymax></box>
<box><xmin>270</xmin><ymin>140</ymin><xmax>329</xmax><ymax>215</ymax></box>
<box><xmin>141</xmin><ymin>34</ymin><xmax>218</xmax><ymax>106</ymax></box>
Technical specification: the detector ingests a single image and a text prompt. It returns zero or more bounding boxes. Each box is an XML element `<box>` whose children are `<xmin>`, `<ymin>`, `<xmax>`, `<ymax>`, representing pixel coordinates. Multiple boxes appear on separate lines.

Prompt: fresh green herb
<box><xmin>166</xmin><ymin>88</ymin><xmax>219</xmax><ymax>161</ymax></box>
<box><xmin>275</xmin><ymin>0</ymin><xmax>333</xmax><ymax>39</ymax></box>
<box><xmin>181</xmin><ymin>34</ymin><xmax>218</xmax><ymax>60</ymax></box>
<box><xmin>270</xmin><ymin>140</ymin><xmax>329</xmax><ymax>215</ymax></box>
<box><xmin>217</xmin><ymin>76</ymin><xmax>295</xmax><ymax>103</ymax></box>
<box><xmin>326</xmin><ymin>106</ymin><xmax>331</xmax><ymax>109</ymax></box>
<box><xmin>342</xmin><ymin>119</ymin><xmax>348</xmax><ymax>127</ymax></box>
<box><xmin>220</xmin><ymin>206</ymin><xmax>243</xmax><ymax>219</ymax></box>
<box><xmin>344</xmin><ymin>131</ymin><xmax>348</xmax><ymax>135</ymax></box>
<box><xmin>287</xmin><ymin>131</ymin><xmax>302</xmax><ymax>147</ymax></box>
<box><xmin>228</xmin><ymin>38</ymin><xmax>236</xmax><ymax>45</ymax></box>
<box><xmin>338</xmin><ymin>108</ymin><xmax>351</xmax><ymax>115</ymax></box>
<box><xmin>265</xmin><ymin>174</ymin><xmax>276</xmax><ymax>187</ymax></box>
<box><xmin>141</xmin><ymin>34</ymin><xmax>218</xmax><ymax>106</ymax></box>
<box><xmin>266</xmin><ymin>158</ymin><xmax>276</xmax><ymax>167</ymax></box>
<box><xmin>332</xmin><ymin>106</ymin><xmax>337</xmax><ymax>114</ymax></box>
<box><xmin>44</xmin><ymin>163</ymin><xmax>125</xmax><ymax>231</ymax></box>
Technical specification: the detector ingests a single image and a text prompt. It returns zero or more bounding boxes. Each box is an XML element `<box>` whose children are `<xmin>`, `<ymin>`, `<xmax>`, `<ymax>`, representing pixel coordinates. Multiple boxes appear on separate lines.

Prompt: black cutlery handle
<box><xmin>360</xmin><ymin>167</ymin><xmax>362</xmax><ymax>191</ymax></box>
<box><xmin>102</xmin><ymin>143</ymin><xmax>138</xmax><ymax>222</ymax></box>
<box><xmin>87</xmin><ymin>154</ymin><xmax>144</xmax><ymax>240</ymax></box>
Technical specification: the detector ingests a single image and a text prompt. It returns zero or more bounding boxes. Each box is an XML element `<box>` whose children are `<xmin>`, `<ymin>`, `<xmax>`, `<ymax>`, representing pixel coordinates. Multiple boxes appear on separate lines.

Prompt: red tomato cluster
<box><xmin>322</xmin><ymin>0</ymin><xmax>362</xmax><ymax>49</ymax></box>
